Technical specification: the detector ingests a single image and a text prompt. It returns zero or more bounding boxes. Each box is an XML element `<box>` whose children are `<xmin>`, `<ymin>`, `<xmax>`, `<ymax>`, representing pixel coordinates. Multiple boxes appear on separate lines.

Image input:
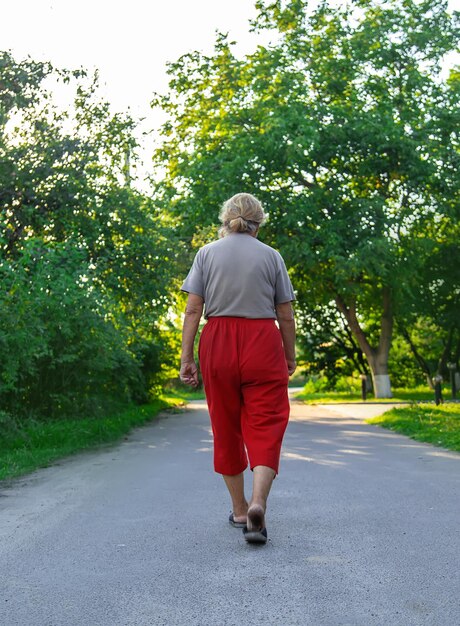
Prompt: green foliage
<box><xmin>152</xmin><ymin>0</ymin><xmax>460</xmax><ymax>396</ymax></box>
<box><xmin>0</xmin><ymin>244</ymin><xmax>141</xmax><ymax>418</ymax></box>
<box><xmin>0</xmin><ymin>52</ymin><xmax>180</xmax><ymax>422</ymax></box>
<box><xmin>301</xmin><ymin>376</ymin><xmax>331</xmax><ymax>394</ymax></box>
<box><xmin>396</xmin><ymin>237</ymin><xmax>460</xmax><ymax>382</ymax></box>
<box><xmin>388</xmin><ymin>332</ymin><xmax>426</xmax><ymax>388</ymax></box>
<box><xmin>297</xmin><ymin>302</ymin><xmax>370</xmax><ymax>385</ymax></box>
<box><xmin>301</xmin><ymin>375</ymin><xmax>360</xmax><ymax>394</ymax></box>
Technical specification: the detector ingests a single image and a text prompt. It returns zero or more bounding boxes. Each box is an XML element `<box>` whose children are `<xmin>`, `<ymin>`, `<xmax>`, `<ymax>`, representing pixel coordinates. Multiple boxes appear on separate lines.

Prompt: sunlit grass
<box><xmin>166</xmin><ymin>385</ymin><xmax>206</xmax><ymax>401</ymax></box>
<box><xmin>0</xmin><ymin>395</ymin><xmax>185</xmax><ymax>482</ymax></box>
<box><xmin>366</xmin><ymin>404</ymin><xmax>460</xmax><ymax>452</ymax></box>
<box><xmin>295</xmin><ymin>386</ymin><xmax>438</xmax><ymax>404</ymax></box>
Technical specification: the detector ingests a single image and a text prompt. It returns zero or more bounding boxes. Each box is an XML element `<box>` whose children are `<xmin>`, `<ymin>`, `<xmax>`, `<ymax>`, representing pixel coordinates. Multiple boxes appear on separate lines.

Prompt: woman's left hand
<box><xmin>180</xmin><ymin>360</ymin><xmax>199</xmax><ymax>387</ymax></box>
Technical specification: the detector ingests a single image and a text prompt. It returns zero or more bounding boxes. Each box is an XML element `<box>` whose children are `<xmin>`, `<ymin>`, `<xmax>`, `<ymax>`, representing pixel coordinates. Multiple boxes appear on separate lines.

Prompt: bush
<box><xmin>0</xmin><ymin>55</ymin><xmax>180</xmax><ymax>424</ymax></box>
<box><xmin>334</xmin><ymin>376</ymin><xmax>361</xmax><ymax>394</ymax></box>
<box><xmin>0</xmin><ymin>244</ymin><xmax>141</xmax><ymax>420</ymax></box>
<box><xmin>0</xmin><ymin>410</ymin><xmax>20</xmax><ymax>439</ymax></box>
<box><xmin>303</xmin><ymin>374</ymin><xmax>361</xmax><ymax>394</ymax></box>
<box><xmin>302</xmin><ymin>376</ymin><xmax>333</xmax><ymax>394</ymax></box>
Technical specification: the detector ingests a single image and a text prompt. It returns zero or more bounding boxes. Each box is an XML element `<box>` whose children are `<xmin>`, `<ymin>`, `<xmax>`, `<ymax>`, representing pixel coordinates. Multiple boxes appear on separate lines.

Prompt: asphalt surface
<box><xmin>1</xmin><ymin>399</ymin><xmax>459</xmax><ymax>626</ymax></box>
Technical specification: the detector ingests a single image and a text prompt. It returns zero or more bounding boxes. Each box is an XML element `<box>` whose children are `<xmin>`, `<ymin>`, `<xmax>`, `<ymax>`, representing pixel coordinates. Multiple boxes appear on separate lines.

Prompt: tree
<box><xmin>0</xmin><ymin>52</ymin><xmax>179</xmax><ymax>419</ymax></box>
<box><xmin>152</xmin><ymin>0</ymin><xmax>460</xmax><ymax>397</ymax></box>
<box><xmin>398</xmin><ymin>239</ymin><xmax>460</xmax><ymax>385</ymax></box>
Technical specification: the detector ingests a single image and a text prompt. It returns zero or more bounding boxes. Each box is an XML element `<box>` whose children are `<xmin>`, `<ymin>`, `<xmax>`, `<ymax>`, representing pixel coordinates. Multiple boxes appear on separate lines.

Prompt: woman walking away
<box><xmin>180</xmin><ymin>193</ymin><xmax>296</xmax><ymax>545</ymax></box>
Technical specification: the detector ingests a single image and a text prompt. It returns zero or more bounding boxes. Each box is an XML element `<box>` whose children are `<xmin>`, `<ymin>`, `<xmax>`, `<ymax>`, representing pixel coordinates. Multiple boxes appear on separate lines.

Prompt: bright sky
<box><xmin>3</xmin><ymin>0</ymin><xmax>273</xmax><ymax>183</ymax></box>
<box><xmin>3</xmin><ymin>0</ymin><xmax>459</xmax><ymax>183</ymax></box>
<box><xmin>6</xmin><ymin>0</ymin><xmax>458</xmax><ymax>116</ymax></box>
<box><xmin>3</xmin><ymin>0</ymin><xmax>268</xmax><ymax>118</ymax></box>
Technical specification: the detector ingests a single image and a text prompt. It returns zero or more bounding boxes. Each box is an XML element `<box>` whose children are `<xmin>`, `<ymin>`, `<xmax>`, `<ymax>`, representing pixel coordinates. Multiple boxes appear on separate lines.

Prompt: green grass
<box><xmin>166</xmin><ymin>385</ymin><xmax>207</xmax><ymax>401</ymax></box>
<box><xmin>0</xmin><ymin>395</ymin><xmax>186</xmax><ymax>482</ymax></box>
<box><xmin>366</xmin><ymin>403</ymin><xmax>460</xmax><ymax>452</ymax></box>
<box><xmin>294</xmin><ymin>387</ymin><xmax>437</xmax><ymax>404</ymax></box>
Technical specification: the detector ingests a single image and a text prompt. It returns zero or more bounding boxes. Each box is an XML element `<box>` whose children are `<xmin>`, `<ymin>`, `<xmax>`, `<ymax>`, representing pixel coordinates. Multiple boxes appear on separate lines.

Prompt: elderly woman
<box><xmin>180</xmin><ymin>193</ymin><xmax>295</xmax><ymax>545</ymax></box>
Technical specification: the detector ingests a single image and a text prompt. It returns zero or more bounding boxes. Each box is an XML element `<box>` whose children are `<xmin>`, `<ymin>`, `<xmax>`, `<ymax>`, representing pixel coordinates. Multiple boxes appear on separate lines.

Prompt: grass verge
<box><xmin>0</xmin><ymin>395</ymin><xmax>185</xmax><ymax>482</ymax></box>
<box><xmin>165</xmin><ymin>386</ymin><xmax>206</xmax><ymax>401</ymax></box>
<box><xmin>366</xmin><ymin>404</ymin><xmax>460</xmax><ymax>452</ymax></box>
<box><xmin>294</xmin><ymin>387</ymin><xmax>436</xmax><ymax>404</ymax></box>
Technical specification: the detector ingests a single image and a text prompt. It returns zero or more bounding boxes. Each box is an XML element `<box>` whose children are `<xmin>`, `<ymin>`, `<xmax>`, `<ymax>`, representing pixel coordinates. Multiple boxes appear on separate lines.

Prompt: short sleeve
<box><xmin>274</xmin><ymin>255</ymin><xmax>295</xmax><ymax>304</ymax></box>
<box><xmin>181</xmin><ymin>250</ymin><xmax>205</xmax><ymax>298</ymax></box>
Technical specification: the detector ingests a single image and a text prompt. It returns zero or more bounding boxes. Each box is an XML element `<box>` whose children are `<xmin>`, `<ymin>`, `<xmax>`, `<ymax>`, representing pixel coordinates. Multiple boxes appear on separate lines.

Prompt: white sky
<box><xmin>5</xmin><ymin>0</ymin><xmax>459</xmax><ymax>116</ymax></box>
<box><xmin>3</xmin><ymin>0</ymin><xmax>460</xmax><ymax>183</ymax></box>
<box><xmin>3</xmin><ymin>0</ymin><xmax>268</xmax><ymax>118</ymax></box>
<box><xmin>3</xmin><ymin>0</ymin><xmax>273</xmax><ymax>183</ymax></box>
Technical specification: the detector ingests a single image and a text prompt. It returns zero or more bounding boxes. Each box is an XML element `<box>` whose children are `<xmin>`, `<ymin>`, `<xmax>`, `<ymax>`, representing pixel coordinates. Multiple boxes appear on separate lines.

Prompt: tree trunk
<box><xmin>335</xmin><ymin>288</ymin><xmax>393</xmax><ymax>398</ymax></box>
<box><xmin>366</xmin><ymin>355</ymin><xmax>392</xmax><ymax>398</ymax></box>
<box><xmin>437</xmin><ymin>325</ymin><xmax>454</xmax><ymax>377</ymax></box>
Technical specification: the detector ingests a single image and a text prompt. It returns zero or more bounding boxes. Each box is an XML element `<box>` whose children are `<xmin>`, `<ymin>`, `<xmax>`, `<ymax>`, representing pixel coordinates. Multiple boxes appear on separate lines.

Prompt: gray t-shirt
<box><xmin>181</xmin><ymin>233</ymin><xmax>295</xmax><ymax>319</ymax></box>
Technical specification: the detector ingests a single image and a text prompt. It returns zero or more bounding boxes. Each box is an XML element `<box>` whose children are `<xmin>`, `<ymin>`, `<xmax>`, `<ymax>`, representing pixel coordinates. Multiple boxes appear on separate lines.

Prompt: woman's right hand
<box><xmin>180</xmin><ymin>360</ymin><xmax>199</xmax><ymax>387</ymax></box>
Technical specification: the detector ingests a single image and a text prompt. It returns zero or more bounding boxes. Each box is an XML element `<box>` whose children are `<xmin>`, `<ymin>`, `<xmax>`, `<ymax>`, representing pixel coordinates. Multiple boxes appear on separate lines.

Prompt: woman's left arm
<box><xmin>180</xmin><ymin>293</ymin><xmax>204</xmax><ymax>387</ymax></box>
<box><xmin>276</xmin><ymin>301</ymin><xmax>296</xmax><ymax>376</ymax></box>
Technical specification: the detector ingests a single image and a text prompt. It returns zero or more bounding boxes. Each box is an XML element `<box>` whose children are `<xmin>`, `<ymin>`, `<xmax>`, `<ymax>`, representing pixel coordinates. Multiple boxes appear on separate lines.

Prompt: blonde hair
<box><xmin>218</xmin><ymin>193</ymin><xmax>266</xmax><ymax>237</ymax></box>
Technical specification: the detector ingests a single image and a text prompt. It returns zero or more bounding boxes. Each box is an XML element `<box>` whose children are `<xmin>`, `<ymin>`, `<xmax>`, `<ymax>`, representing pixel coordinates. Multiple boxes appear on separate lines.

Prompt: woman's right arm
<box><xmin>180</xmin><ymin>293</ymin><xmax>204</xmax><ymax>387</ymax></box>
<box><xmin>276</xmin><ymin>302</ymin><xmax>296</xmax><ymax>376</ymax></box>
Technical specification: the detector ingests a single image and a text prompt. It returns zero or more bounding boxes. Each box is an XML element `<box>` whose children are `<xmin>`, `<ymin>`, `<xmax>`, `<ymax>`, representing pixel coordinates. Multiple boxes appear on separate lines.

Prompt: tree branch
<box><xmin>438</xmin><ymin>325</ymin><xmax>454</xmax><ymax>376</ymax></box>
<box><xmin>400</xmin><ymin>326</ymin><xmax>433</xmax><ymax>386</ymax></box>
<box><xmin>335</xmin><ymin>294</ymin><xmax>374</xmax><ymax>362</ymax></box>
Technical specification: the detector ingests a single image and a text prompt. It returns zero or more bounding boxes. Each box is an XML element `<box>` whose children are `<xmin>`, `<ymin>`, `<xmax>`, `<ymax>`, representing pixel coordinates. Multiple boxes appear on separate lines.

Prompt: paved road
<box><xmin>1</xmin><ymin>399</ymin><xmax>459</xmax><ymax>626</ymax></box>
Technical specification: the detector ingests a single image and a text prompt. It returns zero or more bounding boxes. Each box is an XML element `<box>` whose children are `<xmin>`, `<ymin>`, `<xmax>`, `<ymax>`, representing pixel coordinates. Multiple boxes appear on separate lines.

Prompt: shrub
<box><xmin>0</xmin><ymin>245</ymin><xmax>140</xmax><ymax>420</ymax></box>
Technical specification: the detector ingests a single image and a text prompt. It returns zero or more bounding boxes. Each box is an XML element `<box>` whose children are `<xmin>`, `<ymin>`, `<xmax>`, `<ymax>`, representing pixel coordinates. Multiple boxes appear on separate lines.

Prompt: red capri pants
<box><xmin>198</xmin><ymin>317</ymin><xmax>290</xmax><ymax>476</ymax></box>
